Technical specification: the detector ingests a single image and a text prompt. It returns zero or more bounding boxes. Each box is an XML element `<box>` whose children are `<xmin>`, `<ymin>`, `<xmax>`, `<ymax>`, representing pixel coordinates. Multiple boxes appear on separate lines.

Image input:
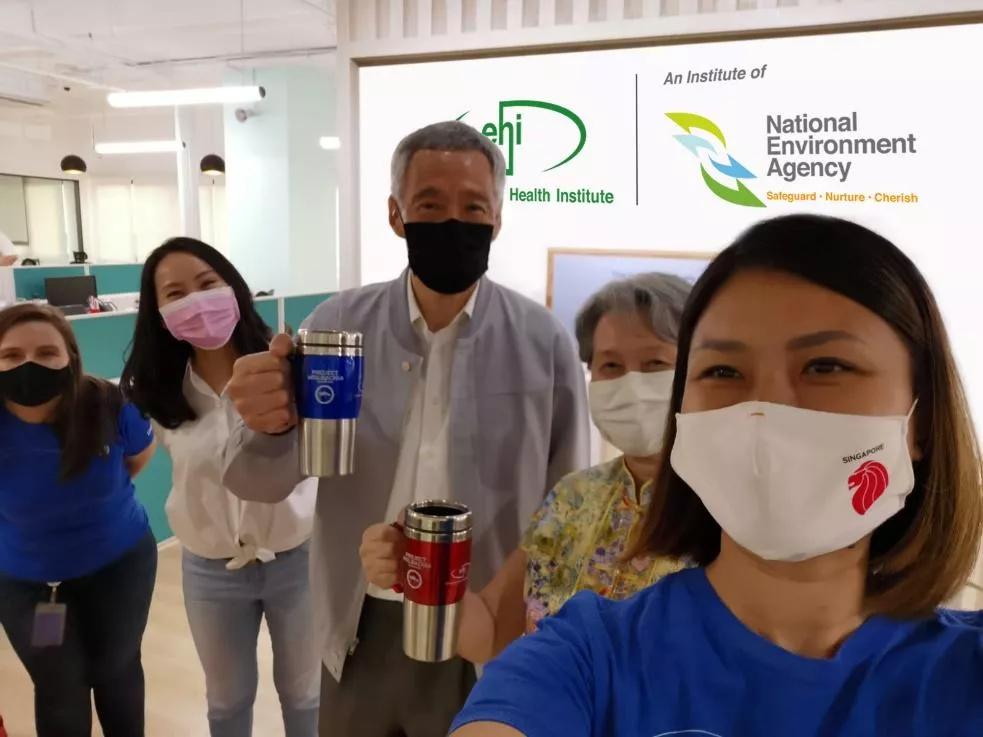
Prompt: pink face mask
<box><xmin>159</xmin><ymin>286</ymin><xmax>240</xmax><ymax>350</ymax></box>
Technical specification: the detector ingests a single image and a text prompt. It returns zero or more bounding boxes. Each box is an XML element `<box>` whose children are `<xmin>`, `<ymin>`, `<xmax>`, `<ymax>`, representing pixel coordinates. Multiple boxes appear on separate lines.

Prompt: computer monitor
<box><xmin>45</xmin><ymin>275</ymin><xmax>97</xmax><ymax>308</ymax></box>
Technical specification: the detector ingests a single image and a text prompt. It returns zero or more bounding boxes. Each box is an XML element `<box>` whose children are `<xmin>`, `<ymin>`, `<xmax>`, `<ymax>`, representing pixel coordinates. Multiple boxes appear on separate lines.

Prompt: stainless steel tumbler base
<box><xmin>299</xmin><ymin>417</ymin><xmax>357</xmax><ymax>477</ymax></box>
<box><xmin>403</xmin><ymin>599</ymin><xmax>462</xmax><ymax>662</ymax></box>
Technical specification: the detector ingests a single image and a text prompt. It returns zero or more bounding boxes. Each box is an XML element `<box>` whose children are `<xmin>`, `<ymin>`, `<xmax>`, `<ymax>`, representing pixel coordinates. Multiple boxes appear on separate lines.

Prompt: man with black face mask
<box><xmin>223</xmin><ymin>121</ymin><xmax>589</xmax><ymax>736</ymax></box>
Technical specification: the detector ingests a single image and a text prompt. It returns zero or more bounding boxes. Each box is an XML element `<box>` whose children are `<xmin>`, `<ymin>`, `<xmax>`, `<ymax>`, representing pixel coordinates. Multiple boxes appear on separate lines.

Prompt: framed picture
<box><xmin>546</xmin><ymin>248</ymin><xmax>715</xmax><ymax>338</ymax></box>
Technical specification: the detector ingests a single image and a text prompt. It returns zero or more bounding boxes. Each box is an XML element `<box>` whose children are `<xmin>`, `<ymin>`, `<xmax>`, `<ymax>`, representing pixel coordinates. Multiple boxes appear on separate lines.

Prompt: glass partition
<box><xmin>0</xmin><ymin>173</ymin><xmax>83</xmax><ymax>263</ymax></box>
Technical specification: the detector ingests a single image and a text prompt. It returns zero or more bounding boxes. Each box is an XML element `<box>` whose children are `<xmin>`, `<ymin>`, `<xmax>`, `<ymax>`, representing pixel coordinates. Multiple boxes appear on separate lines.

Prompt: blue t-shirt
<box><xmin>453</xmin><ymin>568</ymin><xmax>983</xmax><ymax>737</ymax></box>
<box><xmin>0</xmin><ymin>401</ymin><xmax>154</xmax><ymax>582</ymax></box>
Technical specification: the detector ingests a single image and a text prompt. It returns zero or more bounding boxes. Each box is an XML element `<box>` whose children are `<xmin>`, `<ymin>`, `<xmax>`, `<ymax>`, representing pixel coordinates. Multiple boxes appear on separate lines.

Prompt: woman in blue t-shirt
<box><xmin>0</xmin><ymin>304</ymin><xmax>157</xmax><ymax>737</ymax></box>
<box><xmin>452</xmin><ymin>214</ymin><xmax>983</xmax><ymax>737</ymax></box>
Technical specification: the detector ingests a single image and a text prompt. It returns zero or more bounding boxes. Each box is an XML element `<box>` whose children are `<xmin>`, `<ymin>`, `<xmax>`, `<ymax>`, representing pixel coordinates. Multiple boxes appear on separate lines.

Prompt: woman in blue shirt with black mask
<box><xmin>452</xmin><ymin>214</ymin><xmax>983</xmax><ymax>737</ymax></box>
<box><xmin>0</xmin><ymin>304</ymin><xmax>157</xmax><ymax>737</ymax></box>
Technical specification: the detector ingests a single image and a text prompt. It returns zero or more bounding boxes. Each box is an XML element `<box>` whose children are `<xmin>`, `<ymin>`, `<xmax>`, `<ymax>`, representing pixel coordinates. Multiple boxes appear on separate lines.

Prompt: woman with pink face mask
<box><xmin>121</xmin><ymin>238</ymin><xmax>320</xmax><ymax>737</ymax></box>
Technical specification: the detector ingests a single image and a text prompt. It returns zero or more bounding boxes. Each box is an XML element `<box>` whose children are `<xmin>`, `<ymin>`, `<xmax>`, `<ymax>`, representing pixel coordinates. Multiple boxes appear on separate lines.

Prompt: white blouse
<box><xmin>156</xmin><ymin>364</ymin><xmax>317</xmax><ymax>570</ymax></box>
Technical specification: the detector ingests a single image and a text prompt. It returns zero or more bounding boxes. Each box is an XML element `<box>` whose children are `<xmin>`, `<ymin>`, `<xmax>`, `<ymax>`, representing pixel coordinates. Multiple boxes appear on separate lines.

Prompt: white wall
<box><xmin>224</xmin><ymin>65</ymin><xmax>338</xmax><ymax>296</ymax></box>
<box><xmin>335</xmin><ymin>0</ymin><xmax>983</xmax><ymax>289</ymax></box>
<box><xmin>0</xmin><ymin>107</ymin><xmax>228</xmax><ymax>262</ymax></box>
<box><xmin>84</xmin><ymin>177</ymin><xmax>227</xmax><ymax>263</ymax></box>
<box><xmin>358</xmin><ymin>24</ymin><xmax>983</xmax><ymax>409</ymax></box>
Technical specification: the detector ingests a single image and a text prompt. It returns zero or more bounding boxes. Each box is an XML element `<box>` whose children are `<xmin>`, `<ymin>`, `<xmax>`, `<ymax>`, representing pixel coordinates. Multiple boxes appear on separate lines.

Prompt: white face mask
<box><xmin>670</xmin><ymin>401</ymin><xmax>916</xmax><ymax>562</ymax></box>
<box><xmin>589</xmin><ymin>370</ymin><xmax>674</xmax><ymax>457</ymax></box>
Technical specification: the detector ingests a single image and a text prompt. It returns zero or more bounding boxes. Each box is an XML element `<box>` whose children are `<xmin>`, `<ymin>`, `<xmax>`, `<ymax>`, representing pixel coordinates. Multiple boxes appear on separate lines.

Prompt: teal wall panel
<box><xmin>283</xmin><ymin>293</ymin><xmax>332</xmax><ymax>333</ymax></box>
<box><xmin>70</xmin><ymin>313</ymin><xmax>136</xmax><ymax>380</ymax></box>
<box><xmin>255</xmin><ymin>298</ymin><xmax>279</xmax><ymax>332</ymax></box>
<box><xmin>89</xmin><ymin>264</ymin><xmax>143</xmax><ymax>295</ymax></box>
<box><xmin>135</xmin><ymin>446</ymin><xmax>173</xmax><ymax>541</ymax></box>
<box><xmin>14</xmin><ymin>266</ymin><xmax>85</xmax><ymax>300</ymax></box>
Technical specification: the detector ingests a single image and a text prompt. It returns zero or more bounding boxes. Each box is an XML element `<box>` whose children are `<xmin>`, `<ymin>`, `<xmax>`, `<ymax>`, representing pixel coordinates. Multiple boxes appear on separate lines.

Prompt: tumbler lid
<box><xmin>404</xmin><ymin>500</ymin><xmax>472</xmax><ymax>534</ymax></box>
<box><xmin>296</xmin><ymin>329</ymin><xmax>363</xmax><ymax>348</ymax></box>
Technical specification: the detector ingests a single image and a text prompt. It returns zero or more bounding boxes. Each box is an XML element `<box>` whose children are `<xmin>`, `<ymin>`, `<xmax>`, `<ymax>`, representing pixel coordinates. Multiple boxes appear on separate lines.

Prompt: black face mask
<box><xmin>404</xmin><ymin>219</ymin><xmax>493</xmax><ymax>295</ymax></box>
<box><xmin>0</xmin><ymin>362</ymin><xmax>71</xmax><ymax>407</ymax></box>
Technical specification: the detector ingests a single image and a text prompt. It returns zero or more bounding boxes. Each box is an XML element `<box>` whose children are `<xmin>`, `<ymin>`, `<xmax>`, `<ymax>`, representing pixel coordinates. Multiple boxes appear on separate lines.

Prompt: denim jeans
<box><xmin>182</xmin><ymin>541</ymin><xmax>320</xmax><ymax>737</ymax></box>
<box><xmin>0</xmin><ymin>530</ymin><xmax>157</xmax><ymax>737</ymax></box>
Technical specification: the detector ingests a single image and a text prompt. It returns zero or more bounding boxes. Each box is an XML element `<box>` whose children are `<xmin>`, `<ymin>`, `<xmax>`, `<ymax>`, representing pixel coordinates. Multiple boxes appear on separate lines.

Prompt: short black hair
<box><xmin>121</xmin><ymin>238</ymin><xmax>272</xmax><ymax>429</ymax></box>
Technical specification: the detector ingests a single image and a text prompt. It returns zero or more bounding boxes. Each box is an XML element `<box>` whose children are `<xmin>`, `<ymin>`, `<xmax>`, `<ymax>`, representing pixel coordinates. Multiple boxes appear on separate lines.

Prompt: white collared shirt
<box><xmin>367</xmin><ymin>276</ymin><xmax>479</xmax><ymax>601</ymax></box>
<box><xmin>156</xmin><ymin>364</ymin><xmax>317</xmax><ymax>570</ymax></box>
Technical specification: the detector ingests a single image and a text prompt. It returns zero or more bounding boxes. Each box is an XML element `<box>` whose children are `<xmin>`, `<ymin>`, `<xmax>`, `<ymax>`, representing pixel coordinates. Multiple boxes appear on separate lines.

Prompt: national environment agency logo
<box><xmin>459</xmin><ymin>100</ymin><xmax>586</xmax><ymax>176</ymax></box>
<box><xmin>667</xmin><ymin>112</ymin><xmax>764</xmax><ymax>208</ymax></box>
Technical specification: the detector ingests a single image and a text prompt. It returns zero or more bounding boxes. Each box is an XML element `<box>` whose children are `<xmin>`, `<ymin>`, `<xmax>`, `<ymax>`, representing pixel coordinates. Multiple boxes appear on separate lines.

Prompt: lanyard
<box><xmin>46</xmin><ymin>581</ymin><xmax>61</xmax><ymax>603</ymax></box>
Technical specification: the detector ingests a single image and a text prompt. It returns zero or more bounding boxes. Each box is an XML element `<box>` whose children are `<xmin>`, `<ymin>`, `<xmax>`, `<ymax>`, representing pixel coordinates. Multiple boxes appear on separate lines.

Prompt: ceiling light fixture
<box><xmin>94</xmin><ymin>140</ymin><xmax>183</xmax><ymax>155</ymax></box>
<box><xmin>107</xmin><ymin>86</ymin><xmax>266</xmax><ymax>108</ymax></box>
<box><xmin>319</xmin><ymin>136</ymin><xmax>340</xmax><ymax>150</ymax></box>
<box><xmin>60</xmin><ymin>155</ymin><xmax>87</xmax><ymax>174</ymax></box>
<box><xmin>200</xmin><ymin>154</ymin><xmax>226</xmax><ymax>176</ymax></box>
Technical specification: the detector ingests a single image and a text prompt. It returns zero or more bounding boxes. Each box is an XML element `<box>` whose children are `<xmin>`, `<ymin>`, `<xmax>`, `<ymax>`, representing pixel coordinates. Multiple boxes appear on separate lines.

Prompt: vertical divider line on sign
<box><xmin>635</xmin><ymin>73</ymin><xmax>639</xmax><ymax>206</ymax></box>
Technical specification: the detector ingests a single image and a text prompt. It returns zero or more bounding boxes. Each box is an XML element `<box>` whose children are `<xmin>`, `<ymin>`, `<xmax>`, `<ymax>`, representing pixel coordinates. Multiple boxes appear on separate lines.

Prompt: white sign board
<box><xmin>358</xmin><ymin>23</ymin><xmax>983</xmax><ymax>425</ymax></box>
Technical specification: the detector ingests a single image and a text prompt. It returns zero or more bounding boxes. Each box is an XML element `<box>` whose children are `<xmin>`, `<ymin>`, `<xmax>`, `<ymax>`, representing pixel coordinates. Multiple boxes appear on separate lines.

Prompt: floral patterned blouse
<box><xmin>521</xmin><ymin>457</ymin><xmax>686</xmax><ymax>632</ymax></box>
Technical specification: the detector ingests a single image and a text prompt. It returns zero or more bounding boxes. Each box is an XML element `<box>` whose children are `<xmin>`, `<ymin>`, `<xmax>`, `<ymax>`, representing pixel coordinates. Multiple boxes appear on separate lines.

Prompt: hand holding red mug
<box><xmin>359</xmin><ymin>521</ymin><xmax>406</xmax><ymax>590</ymax></box>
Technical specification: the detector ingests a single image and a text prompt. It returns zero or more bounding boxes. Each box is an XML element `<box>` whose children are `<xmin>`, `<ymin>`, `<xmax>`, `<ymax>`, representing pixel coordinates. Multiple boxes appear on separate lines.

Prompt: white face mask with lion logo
<box><xmin>670</xmin><ymin>401</ymin><xmax>916</xmax><ymax>562</ymax></box>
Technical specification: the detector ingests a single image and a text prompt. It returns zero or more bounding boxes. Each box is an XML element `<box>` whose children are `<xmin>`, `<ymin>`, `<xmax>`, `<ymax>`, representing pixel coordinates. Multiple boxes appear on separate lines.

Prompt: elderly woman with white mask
<box><xmin>359</xmin><ymin>272</ymin><xmax>692</xmax><ymax>662</ymax></box>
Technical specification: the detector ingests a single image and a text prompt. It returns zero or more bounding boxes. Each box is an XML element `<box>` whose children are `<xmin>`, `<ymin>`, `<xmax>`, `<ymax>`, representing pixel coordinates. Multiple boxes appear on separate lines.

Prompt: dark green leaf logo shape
<box><xmin>460</xmin><ymin>100</ymin><xmax>586</xmax><ymax>175</ymax></box>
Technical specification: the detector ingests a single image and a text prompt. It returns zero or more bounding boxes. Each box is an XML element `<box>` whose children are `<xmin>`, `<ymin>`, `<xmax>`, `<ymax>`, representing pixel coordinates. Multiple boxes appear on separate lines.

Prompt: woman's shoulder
<box><xmin>914</xmin><ymin>608</ymin><xmax>983</xmax><ymax>658</ymax></box>
<box><xmin>520</xmin><ymin>570</ymin><xmax>698</xmax><ymax>669</ymax></box>
<box><xmin>525</xmin><ymin>458</ymin><xmax>626</xmax><ymax>543</ymax></box>
<box><xmin>548</xmin><ymin>457</ymin><xmax>627</xmax><ymax>506</ymax></box>
<box><xmin>115</xmin><ymin>398</ymin><xmax>153</xmax><ymax>446</ymax></box>
<box><xmin>867</xmin><ymin>609</ymin><xmax>983</xmax><ymax>717</ymax></box>
<box><xmin>936</xmin><ymin>608</ymin><xmax>983</xmax><ymax>629</ymax></box>
<box><xmin>117</xmin><ymin>398</ymin><xmax>143</xmax><ymax>421</ymax></box>
<box><xmin>558</xmin><ymin>568</ymin><xmax>697</xmax><ymax>629</ymax></box>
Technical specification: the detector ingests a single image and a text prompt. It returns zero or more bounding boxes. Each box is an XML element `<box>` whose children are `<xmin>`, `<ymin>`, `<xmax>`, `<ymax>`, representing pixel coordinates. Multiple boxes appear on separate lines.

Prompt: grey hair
<box><xmin>574</xmin><ymin>272</ymin><xmax>693</xmax><ymax>364</ymax></box>
<box><xmin>390</xmin><ymin>120</ymin><xmax>507</xmax><ymax>207</ymax></box>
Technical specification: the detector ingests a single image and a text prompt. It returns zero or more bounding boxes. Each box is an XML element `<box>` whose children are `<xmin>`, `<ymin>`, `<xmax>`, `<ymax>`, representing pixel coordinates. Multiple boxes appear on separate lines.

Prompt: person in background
<box><xmin>0</xmin><ymin>230</ymin><xmax>19</xmax><ymax>266</ymax></box>
<box><xmin>451</xmin><ymin>214</ymin><xmax>983</xmax><ymax>737</ymax></box>
<box><xmin>0</xmin><ymin>304</ymin><xmax>157</xmax><ymax>737</ymax></box>
<box><xmin>361</xmin><ymin>272</ymin><xmax>692</xmax><ymax>663</ymax></box>
<box><xmin>222</xmin><ymin>120</ymin><xmax>590</xmax><ymax>737</ymax></box>
<box><xmin>121</xmin><ymin>238</ymin><xmax>320</xmax><ymax>737</ymax></box>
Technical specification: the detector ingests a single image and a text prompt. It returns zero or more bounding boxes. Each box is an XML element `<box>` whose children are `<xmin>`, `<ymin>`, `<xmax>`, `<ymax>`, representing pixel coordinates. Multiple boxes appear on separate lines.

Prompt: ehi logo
<box><xmin>459</xmin><ymin>100</ymin><xmax>586</xmax><ymax>176</ymax></box>
<box><xmin>667</xmin><ymin>112</ymin><xmax>765</xmax><ymax>208</ymax></box>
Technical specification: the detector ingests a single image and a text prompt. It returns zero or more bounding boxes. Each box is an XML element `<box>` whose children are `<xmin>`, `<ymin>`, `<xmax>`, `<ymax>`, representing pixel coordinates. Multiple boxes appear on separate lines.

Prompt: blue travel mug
<box><xmin>293</xmin><ymin>329</ymin><xmax>363</xmax><ymax>477</ymax></box>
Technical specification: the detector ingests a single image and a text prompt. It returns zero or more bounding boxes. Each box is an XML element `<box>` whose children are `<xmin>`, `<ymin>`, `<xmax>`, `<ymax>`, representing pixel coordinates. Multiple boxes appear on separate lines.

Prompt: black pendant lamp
<box><xmin>200</xmin><ymin>154</ymin><xmax>225</xmax><ymax>176</ymax></box>
<box><xmin>60</xmin><ymin>155</ymin><xmax>87</xmax><ymax>175</ymax></box>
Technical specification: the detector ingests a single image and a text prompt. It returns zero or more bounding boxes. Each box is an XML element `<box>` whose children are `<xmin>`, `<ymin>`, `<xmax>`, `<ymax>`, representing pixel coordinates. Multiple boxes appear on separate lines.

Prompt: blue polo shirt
<box><xmin>0</xmin><ymin>401</ymin><xmax>153</xmax><ymax>582</ymax></box>
<box><xmin>453</xmin><ymin>568</ymin><xmax>983</xmax><ymax>737</ymax></box>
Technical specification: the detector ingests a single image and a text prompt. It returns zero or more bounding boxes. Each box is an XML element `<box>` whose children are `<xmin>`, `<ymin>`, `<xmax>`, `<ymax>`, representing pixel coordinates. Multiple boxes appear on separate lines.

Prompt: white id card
<box><xmin>31</xmin><ymin>582</ymin><xmax>66</xmax><ymax>647</ymax></box>
<box><xmin>32</xmin><ymin>603</ymin><xmax>67</xmax><ymax>647</ymax></box>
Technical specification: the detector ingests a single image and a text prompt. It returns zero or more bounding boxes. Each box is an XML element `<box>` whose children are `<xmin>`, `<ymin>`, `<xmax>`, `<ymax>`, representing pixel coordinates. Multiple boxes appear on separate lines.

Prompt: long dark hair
<box><xmin>121</xmin><ymin>238</ymin><xmax>272</xmax><ymax>429</ymax></box>
<box><xmin>632</xmin><ymin>214</ymin><xmax>982</xmax><ymax>617</ymax></box>
<box><xmin>0</xmin><ymin>304</ymin><xmax>123</xmax><ymax>480</ymax></box>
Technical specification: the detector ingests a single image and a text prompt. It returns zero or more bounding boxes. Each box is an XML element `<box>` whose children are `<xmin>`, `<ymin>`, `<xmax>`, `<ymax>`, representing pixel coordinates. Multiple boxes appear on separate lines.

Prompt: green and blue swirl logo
<box><xmin>667</xmin><ymin>112</ymin><xmax>765</xmax><ymax>208</ymax></box>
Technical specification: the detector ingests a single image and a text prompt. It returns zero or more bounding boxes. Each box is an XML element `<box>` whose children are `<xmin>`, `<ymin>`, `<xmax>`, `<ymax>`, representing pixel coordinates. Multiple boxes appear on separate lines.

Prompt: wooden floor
<box><xmin>0</xmin><ymin>542</ymin><xmax>286</xmax><ymax>737</ymax></box>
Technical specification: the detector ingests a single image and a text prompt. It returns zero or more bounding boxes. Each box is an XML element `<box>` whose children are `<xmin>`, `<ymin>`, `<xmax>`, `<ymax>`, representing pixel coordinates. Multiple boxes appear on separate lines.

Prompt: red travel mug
<box><xmin>396</xmin><ymin>500</ymin><xmax>472</xmax><ymax>662</ymax></box>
